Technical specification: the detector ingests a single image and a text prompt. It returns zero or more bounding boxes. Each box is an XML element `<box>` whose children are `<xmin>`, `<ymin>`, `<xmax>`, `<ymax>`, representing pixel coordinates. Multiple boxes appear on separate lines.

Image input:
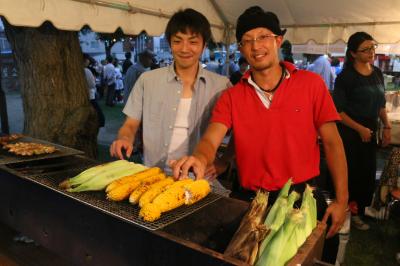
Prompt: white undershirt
<box><xmin>167</xmin><ymin>98</ymin><xmax>192</xmax><ymax>160</ymax></box>
<box><xmin>248</xmin><ymin>68</ymin><xmax>291</xmax><ymax>109</ymax></box>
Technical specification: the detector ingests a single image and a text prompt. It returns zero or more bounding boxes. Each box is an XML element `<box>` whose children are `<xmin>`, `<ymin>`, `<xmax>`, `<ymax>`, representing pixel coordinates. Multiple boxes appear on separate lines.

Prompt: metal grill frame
<box><xmin>1</xmin><ymin>157</ymin><xmax>224</xmax><ymax>231</ymax></box>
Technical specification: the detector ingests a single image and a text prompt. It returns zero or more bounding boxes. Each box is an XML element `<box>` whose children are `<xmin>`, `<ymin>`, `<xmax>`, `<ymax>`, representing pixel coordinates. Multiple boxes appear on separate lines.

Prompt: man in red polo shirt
<box><xmin>172</xmin><ymin>5</ymin><xmax>348</xmax><ymax>248</ymax></box>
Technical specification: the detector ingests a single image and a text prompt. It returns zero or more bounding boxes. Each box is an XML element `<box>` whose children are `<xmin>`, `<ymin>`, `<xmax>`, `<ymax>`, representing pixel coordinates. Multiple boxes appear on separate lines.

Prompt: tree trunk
<box><xmin>3</xmin><ymin>21</ymin><xmax>98</xmax><ymax>158</ymax></box>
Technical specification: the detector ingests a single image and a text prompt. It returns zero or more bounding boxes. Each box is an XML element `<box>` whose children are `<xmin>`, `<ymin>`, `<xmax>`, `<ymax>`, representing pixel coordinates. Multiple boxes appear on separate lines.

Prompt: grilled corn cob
<box><xmin>139</xmin><ymin>178</ymin><xmax>174</xmax><ymax>208</ymax></box>
<box><xmin>152</xmin><ymin>179</ymin><xmax>194</xmax><ymax>212</ymax></box>
<box><xmin>184</xmin><ymin>179</ymin><xmax>211</xmax><ymax>205</ymax></box>
<box><xmin>105</xmin><ymin>167</ymin><xmax>161</xmax><ymax>193</ymax></box>
<box><xmin>128</xmin><ymin>173</ymin><xmax>167</xmax><ymax>204</ymax></box>
<box><xmin>139</xmin><ymin>203</ymin><xmax>161</xmax><ymax>222</ymax></box>
<box><xmin>107</xmin><ymin>173</ymin><xmax>166</xmax><ymax>201</ymax></box>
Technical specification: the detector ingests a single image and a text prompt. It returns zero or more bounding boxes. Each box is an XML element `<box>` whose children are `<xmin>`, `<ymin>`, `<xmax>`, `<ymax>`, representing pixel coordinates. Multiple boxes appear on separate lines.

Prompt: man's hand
<box><xmin>171</xmin><ymin>155</ymin><xmax>207</xmax><ymax>180</ymax></box>
<box><xmin>110</xmin><ymin>138</ymin><xmax>133</xmax><ymax>160</ymax></box>
<box><xmin>322</xmin><ymin>201</ymin><xmax>348</xmax><ymax>238</ymax></box>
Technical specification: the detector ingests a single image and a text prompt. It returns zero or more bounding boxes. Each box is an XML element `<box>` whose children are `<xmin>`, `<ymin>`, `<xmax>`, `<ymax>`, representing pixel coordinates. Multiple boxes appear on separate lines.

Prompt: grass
<box><xmin>345</xmin><ymin>215</ymin><xmax>400</xmax><ymax>266</ymax></box>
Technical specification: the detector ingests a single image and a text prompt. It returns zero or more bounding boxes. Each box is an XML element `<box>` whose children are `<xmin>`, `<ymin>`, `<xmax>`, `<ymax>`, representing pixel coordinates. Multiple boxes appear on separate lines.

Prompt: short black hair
<box><xmin>165</xmin><ymin>8</ymin><xmax>211</xmax><ymax>46</ymax></box>
<box><xmin>125</xmin><ymin>52</ymin><xmax>132</xmax><ymax>59</ymax></box>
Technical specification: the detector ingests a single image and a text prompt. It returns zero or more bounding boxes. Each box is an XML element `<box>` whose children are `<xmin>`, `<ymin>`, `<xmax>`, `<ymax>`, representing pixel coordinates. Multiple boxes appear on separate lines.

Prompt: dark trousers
<box><xmin>230</xmin><ymin>179</ymin><xmax>339</xmax><ymax>264</ymax></box>
<box><xmin>338</xmin><ymin>122</ymin><xmax>377</xmax><ymax>216</ymax></box>
<box><xmin>105</xmin><ymin>83</ymin><xmax>116</xmax><ymax>106</ymax></box>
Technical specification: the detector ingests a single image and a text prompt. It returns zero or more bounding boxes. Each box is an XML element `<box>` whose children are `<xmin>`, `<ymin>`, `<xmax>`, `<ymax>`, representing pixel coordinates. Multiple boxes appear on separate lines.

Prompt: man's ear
<box><xmin>276</xmin><ymin>36</ymin><xmax>284</xmax><ymax>48</ymax></box>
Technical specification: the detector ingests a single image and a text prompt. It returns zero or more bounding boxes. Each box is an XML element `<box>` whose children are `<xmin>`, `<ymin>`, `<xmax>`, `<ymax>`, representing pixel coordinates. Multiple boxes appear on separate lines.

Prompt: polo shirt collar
<box><xmin>167</xmin><ymin>62</ymin><xmax>207</xmax><ymax>84</ymax></box>
<box><xmin>241</xmin><ymin>61</ymin><xmax>297</xmax><ymax>84</ymax></box>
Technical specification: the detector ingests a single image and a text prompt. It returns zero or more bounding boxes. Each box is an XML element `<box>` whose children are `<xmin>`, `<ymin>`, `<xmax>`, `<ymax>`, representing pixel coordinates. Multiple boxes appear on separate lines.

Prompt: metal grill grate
<box><xmin>4</xmin><ymin>159</ymin><xmax>224</xmax><ymax>231</ymax></box>
<box><xmin>0</xmin><ymin>136</ymin><xmax>84</xmax><ymax>165</ymax></box>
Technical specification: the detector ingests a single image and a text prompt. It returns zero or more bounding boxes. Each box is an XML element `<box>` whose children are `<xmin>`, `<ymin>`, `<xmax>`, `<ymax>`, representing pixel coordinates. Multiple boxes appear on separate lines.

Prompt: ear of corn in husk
<box><xmin>256</xmin><ymin>209</ymin><xmax>305</xmax><ymax>266</ymax></box>
<box><xmin>59</xmin><ymin>160</ymin><xmax>131</xmax><ymax>189</ymax></box>
<box><xmin>107</xmin><ymin>173</ymin><xmax>166</xmax><ymax>201</ymax></box>
<box><xmin>106</xmin><ymin>167</ymin><xmax>161</xmax><ymax>193</ymax></box>
<box><xmin>224</xmin><ymin>190</ymin><xmax>270</xmax><ymax>265</ymax></box>
<box><xmin>65</xmin><ymin>163</ymin><xmax>147</xmax><ymax>192</ymax></box>
<box><xmin>255</xmin><ymin>182</ymin><xmax>317</xmax><ymax>266</ymax></box>
<box><xmin>258</xmin><ymin>180</ymin><xmax>299</xmax><ymax>257</ymax></box>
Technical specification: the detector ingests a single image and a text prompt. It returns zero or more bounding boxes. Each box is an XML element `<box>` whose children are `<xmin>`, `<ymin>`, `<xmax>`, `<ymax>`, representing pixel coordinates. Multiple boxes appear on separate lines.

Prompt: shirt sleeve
<box><xmin>209</xmin><ymin>90</ymin><xmax>233</xmax><ymax>129</ymax></box>
<box><xmin>313</xmin><ymin>76</ymin><xmax>341</xmax><ymax>128</ymax></box>
<box><xmin>123</xmin><ymin>74</ymin><xmax>144</xmax><ymax>121</ymax></box>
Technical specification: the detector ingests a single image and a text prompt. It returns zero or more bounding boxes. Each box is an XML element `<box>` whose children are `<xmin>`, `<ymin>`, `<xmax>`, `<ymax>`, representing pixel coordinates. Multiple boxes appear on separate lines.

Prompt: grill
<box><xmin>0</xmin><ymin>136</ymin><xmax>84</xmax><ymax>165</ymax></box>
<box><xmin>2</xmin><ymin>155</ymin><xmax>224</xmax><ymax>231</ymax></box>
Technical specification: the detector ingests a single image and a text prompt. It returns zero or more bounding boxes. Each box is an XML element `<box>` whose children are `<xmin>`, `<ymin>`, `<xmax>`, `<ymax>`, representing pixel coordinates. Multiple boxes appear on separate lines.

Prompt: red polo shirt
<box><xmin>210</xmin><ymin>62</ymin><xmax>340</xmax><ymax>191</ymax></box>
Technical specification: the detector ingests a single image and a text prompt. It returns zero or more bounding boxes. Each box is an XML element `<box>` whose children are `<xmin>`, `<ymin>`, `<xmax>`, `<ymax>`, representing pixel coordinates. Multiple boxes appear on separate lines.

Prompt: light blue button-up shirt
<box><xmin>123</xmin><ymin>63</ymin><xmax>231</xmax><ymax>169</ymax></box>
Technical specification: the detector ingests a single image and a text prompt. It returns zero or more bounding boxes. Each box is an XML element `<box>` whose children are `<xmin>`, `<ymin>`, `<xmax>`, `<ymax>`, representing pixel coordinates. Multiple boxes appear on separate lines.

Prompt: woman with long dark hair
<box><xmin>333</xmin><ymin>32</ymin><xmax>391</xmax><ymax>230</ymax></box>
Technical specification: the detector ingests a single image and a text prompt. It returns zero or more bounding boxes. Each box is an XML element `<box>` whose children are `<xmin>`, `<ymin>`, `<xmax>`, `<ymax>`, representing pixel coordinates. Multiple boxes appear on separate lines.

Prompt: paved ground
<box><xmin>4</xmin><ymin>91</ymin><xmax>118</xmax><ymax>146</ymax></box>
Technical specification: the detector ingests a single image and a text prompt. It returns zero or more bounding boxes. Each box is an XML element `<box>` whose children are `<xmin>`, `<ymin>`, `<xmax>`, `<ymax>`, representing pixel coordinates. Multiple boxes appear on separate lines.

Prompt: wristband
<box><xmin>383</xmin><ymin>126</ymin><xmax>392</xmax><ymax>130</ymax></box>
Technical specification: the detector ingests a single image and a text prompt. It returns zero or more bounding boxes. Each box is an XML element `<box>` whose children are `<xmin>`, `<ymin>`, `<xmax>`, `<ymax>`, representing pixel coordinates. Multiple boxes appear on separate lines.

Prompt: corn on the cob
<box><xmin>107</xmin><ymin>173</ymin><xmax>166</xmax><ymax>201</ymax></box>
<box><xmin>139</xmin><ymin>203</ymin><xmax>161</xmax><ymax>222</ymax></box>
<box><xmin>105</xmin><ymin>167</ymin><xmax>161</xmax><ymax>193</ymax></box>
<box><xmin>128</xmin><ymin>173</ymin><xmax>167</xmax><ymax>204</ymax></box>
<box><xmin>152</xmin><ymin>179</ymin><xmax>194</xmax><ymax>212</ymax></box>
<box><xmin>139</xmin><ymin>178</ymin><xmax>174</xmax><ymax>207</ymax></box>
<box><xmin>129</xmin><ymin>184</ymin><xmax>151</xmax><ymax>204</ymax></box>
<box><xmin>184</xmin><ymin>179</ymin><xmax>211</xmax><ymax>205</ymax></box>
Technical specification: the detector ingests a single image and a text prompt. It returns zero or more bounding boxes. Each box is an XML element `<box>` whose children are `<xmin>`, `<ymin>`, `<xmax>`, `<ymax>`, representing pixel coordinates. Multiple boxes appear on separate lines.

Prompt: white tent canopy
<box><xmin>1</xmin><ymin>0</ymin><xmax>400</xmax><ymax>46</ymax></box>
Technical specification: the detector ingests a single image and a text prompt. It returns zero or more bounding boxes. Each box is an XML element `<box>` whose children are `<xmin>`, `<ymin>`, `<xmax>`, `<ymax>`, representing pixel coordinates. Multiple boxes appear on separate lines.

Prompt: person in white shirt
<box><xmin>103</xmin><ymin>56</ymin><xmax>116</xmax><ymax>106</ymax></box>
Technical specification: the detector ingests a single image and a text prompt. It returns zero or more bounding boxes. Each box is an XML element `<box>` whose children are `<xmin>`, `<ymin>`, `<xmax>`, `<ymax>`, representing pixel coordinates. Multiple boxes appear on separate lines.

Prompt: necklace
<box><xmin>257</xmin><ymin>65</ymin><xmax>286</xmax><ymax>94</ymax></box>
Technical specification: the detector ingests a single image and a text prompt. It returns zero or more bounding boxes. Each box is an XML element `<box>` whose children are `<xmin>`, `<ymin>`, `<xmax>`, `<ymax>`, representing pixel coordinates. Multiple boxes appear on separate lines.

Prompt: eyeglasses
<box><xmin>357</xmin><ymin>44</ymin><xmax>378</xmax><ymax>53</ymax></box>
<box><xmin>238</xmin><ymin>34</ymin><xmax>278</xmax><ymax>47</ymax></box>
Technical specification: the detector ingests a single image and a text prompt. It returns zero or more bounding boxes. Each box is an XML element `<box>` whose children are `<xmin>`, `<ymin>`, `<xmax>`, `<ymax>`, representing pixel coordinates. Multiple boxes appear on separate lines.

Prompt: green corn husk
<box><xmin>257</xmin><ymin>179</ymin><xmax>299</xmax><ymax>258</ymax></box>
<box><xmin>256</xmin><ymin>184</ymin><xmax>318</xmax><ymax>266</ymax></box>
<box><xmin>256</xmin><ymin>209</ymin><xmax>304</xmax><ymax>266</ymax></box>
<box><xmin>67</xmin><ymin>163</ymin><xmax>147</xmax><ymax>192</ymax></box>
<box><xmin>59</xmin><ymin>160</ymin><xmax>130</xmax><ymax>189</ymax></box>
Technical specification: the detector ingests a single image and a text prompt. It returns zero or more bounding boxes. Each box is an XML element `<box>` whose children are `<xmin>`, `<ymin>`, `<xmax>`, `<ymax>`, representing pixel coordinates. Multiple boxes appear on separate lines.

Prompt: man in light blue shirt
<box><xmin>307</xmin><ymin>54</ymin><xmax>335</xmax><ymax>90</ymax></box>
<box><xmin>110</xmin><ymin>9</ymin><xmax>231</xmax><ymax>177</ymax></box>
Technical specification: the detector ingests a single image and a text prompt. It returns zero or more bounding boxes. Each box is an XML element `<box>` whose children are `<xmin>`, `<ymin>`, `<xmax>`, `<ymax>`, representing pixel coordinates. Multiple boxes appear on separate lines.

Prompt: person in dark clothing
<box><xmin>122</xmin><ymin>52</ymin><xmax>133</xmax><ymax>75</ymax></box>
<box><xmin>281</xmin><ymin>40</ymin><xmax>294</xmax><ymax>63</ymax></box>
<box><xmin>229</xmin><ymin>57</ymin><xmax>249</xmax><ymax>85</ymax></box>
<box><xmin>333</xmin><ymin>32</ymin><xmax>391</xmax><ymax>230</ymax></box>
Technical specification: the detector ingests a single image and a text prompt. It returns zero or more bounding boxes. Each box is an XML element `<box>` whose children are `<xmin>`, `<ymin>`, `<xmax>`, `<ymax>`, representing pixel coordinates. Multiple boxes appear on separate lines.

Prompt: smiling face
<box><xmin>170</xmin><ymin>31</ymin><xmax>205</xmax><ymax>70</ymax></box>
<box><xmin>351</xmin><ymin>40</ymin><xmax>377</xmax><ymax>65</ymax></box>
<box><xmin>238</xmin><ymin>27</ymin><xmax>283</xmax><ymax>72</ymax></box>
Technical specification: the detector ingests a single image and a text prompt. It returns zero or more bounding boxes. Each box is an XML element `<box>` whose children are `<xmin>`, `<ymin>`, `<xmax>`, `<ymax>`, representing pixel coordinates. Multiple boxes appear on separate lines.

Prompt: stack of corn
<box><xmin>105</xmin><ymin>167</ymin><xmax>212</xmax><ymax>222</ymax></box>
<box><xmin>255</xmin><ymin>180</ymin><xmax>317</xmax><ymax>266</ymax></box>
<box><xmin>139</xmin><ymin>179</ymin><xmax>211</xmax><ymax>222</ymax></box>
